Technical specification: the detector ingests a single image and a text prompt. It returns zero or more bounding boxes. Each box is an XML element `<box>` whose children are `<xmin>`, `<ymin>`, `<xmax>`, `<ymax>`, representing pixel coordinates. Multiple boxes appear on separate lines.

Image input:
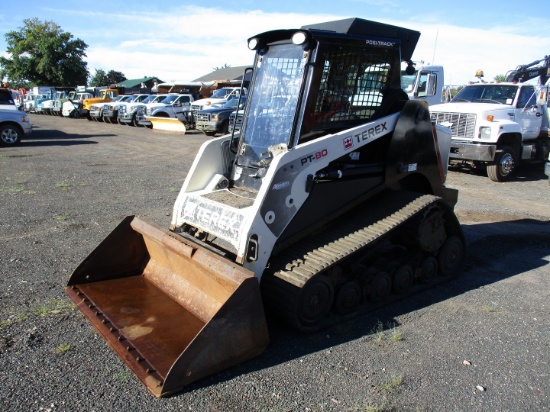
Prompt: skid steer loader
<box><xmin>66</xmin><ymin>18</ymin><xmax>465</xmax><ymax>397</ymax></box>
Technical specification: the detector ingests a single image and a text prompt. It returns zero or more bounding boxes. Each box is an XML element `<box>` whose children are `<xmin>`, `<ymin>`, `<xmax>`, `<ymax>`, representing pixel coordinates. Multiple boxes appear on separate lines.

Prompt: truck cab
<box><xmin>401</xmin><ymin>65</ymin><xmax>444</xmax><ymax>106</ymax></box>
<box><xmin>81</xmin><ymin>88</ymin><xmax>121</xmax><ymax>119</ymax></box>
<box><xmin>0</xmin><ymin>88</ymin><xmax>18</xmax><ymax>111</ymax></box>
<box><xmin>430</xmin><ymin>82</ymin><xmax>550</xmax><ymax>181</ymax></box>
<box><xmin>191</xmin><ymin>87</ymin><xmax>247</xmax><ymax>121</ymax></box>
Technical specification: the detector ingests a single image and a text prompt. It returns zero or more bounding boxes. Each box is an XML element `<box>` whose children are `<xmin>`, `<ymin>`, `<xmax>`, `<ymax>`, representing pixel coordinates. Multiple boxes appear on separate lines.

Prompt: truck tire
<box><xmin>487</xmin><ymin>146</ymin><xmax>516</xmax><ymax>182</ymax></box>
<box><xmin>132</xmin><ymin>114</ymin><xmax>141</xmax><ymax>127</ymax></box>
<box><xmin>0</xmin><ymin>124</ymin><xmax>22</xmax><ymax>146</ymax></box>
<box><xmin>221</xmin><ymin>119</ymin><xmax>229</xmax><ymax>135</ymax></box>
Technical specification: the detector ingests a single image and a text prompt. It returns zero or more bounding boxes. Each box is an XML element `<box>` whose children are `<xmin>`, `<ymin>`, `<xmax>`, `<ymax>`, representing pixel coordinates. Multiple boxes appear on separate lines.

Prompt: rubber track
<box><xmin>262</xmin><ymin>191</ymin><xmax>443</xmax><ymax>331</ymax></box>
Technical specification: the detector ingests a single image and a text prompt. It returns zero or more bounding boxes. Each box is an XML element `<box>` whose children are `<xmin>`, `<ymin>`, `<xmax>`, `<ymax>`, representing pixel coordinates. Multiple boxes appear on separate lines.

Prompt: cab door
<box><xmin>515</xmin><ymin>85</ymin><xmax>543</xmax><ymax>140</ymax></box>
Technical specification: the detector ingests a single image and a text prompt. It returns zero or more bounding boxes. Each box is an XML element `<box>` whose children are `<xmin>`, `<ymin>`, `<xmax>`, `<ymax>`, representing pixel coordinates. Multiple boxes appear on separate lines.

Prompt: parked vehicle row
<box><xmin>29</xmin><ymin>88</ymin><xmax>249</xmax><ymax>136</ymax></box>
<box><xmin>0</xmin><ymin>84</ymin><xmax>249</xmax><ymax>147</ymax></box>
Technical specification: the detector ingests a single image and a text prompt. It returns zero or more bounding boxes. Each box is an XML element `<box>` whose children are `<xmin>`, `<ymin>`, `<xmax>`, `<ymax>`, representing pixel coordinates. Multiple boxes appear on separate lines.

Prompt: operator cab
<box><xmin>231</xmin><ymin>18</ymin><xmax>419</xmax><ymax>191</ymax></box>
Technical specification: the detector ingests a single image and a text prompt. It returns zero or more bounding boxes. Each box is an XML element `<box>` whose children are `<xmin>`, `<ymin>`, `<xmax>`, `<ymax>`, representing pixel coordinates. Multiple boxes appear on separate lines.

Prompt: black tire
<box><xmin>297</xmin><ymin>275</ymin><xmax>334</xmax><ymax>327</ymax></box>
<box><xmin>487</xmin><ymin>146</ymin><xmax>516</xmax><ymax>182</ymax></box>
<box><xmin>369</xmin><ymin>271</ymin><xmax>391</xmax><ymax>302</ymax></box>
<box><xmin>419</xmin><ymin>256</ymin><xmax>438</xmax><ymax>283</ymax></box>
<box><xmin>0</xmin><ymin>124</ymin><xmax>22</xmax><ymax>146</ymax></box>
<box><xmin>204</xmin><ymin>131</ymin><xmax>216</xmax><ymax>136</ymax></box>
<box><xmin>392</xmin><ymin>264</ymin><xmax>414</xmax><ymax>294</ymax></box>
<box><xmin>438</xmin><ymin>235</ymin><xmax>465</xmax><ymax>277</ymax></box>
<box><xmin>334</xmin><ymin>280</ymin><xmax>361</xmax><ymax>315</ymax></box>
<box><xmin>220</xmin><ymin>119</ymin><xmax>229</xmax><ymax>135</ymax></box>
<box><xmin>132</xmin><ymin>115</ymin><xmax>141</xmax><ymax>127</ymax></box>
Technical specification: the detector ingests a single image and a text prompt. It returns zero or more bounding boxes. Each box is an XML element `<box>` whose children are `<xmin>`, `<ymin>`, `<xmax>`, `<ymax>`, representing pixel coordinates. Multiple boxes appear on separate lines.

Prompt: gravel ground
<box><xmin>1</xmin><ymin>114</ymin><xmax>549</xmax><ymax>411</ymax></box>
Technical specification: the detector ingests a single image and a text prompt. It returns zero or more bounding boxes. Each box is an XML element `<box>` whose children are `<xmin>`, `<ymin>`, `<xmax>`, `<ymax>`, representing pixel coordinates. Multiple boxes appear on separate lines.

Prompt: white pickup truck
<box><xmin>191</xmin><ymin>87</ymin><xmax>247</xmax><ymax>125</ymax></box>
<box><xmin>430</xmin><ymin>82</ymin><xmax>550</xmax><ymax>181</ymax></box>
<box><xmin>119</xmin><ymin>94</ymin><xmax>166</xmax><ymax>126</ymax></box>
<box><xmin>137</xmin><ymin>94</ymin><xmax>194</xmax><ymax>128</ymax></box>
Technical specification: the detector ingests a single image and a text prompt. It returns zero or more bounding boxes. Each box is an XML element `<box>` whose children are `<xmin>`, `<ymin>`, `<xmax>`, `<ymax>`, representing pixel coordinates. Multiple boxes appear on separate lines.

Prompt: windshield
<box><xmin>161</xmin><ymin>95</ymin><xmax>179</xmax><ymax>104</ymax></box>
<box><xmin>224</xmin><ymin>97</ymin><xmax>246</xmax><ymax>109</ymax></box>
<box><xmin>211</xmin><ymin>88</ymin><xmax>232</xmax><ymax>98</ymax></box>
<box><xmin>237</xmin><ymin>43</ymin><xmax>306</xmax><ymax>168</ymax></box>
<box><xmin>452</xmin><ymin>85</ymin><xmax>518</xmax><ymax>104</ymax></box>
<box><xmin>401</xmin><ymin>73</ymin><xmax>415</xmax><ymax>93</ymax></box>
<box><xmin>152</xmin><ymin>94</ymin><xmax>167</xmax><ymax>103</ymax></box>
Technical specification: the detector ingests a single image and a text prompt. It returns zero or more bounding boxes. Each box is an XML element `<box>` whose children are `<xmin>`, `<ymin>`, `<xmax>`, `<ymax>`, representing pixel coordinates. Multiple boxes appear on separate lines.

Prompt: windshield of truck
<box><xmin>224</xmin><ymin>97</ymin><xmax>246</xmax><ymax>109</ymax></box>
<box><xmin>151</xmin><ymin>94</ymin><xmax>167</xmax><ymax>103</ymax></box>
<box><xmin>161</xmin><ymin>95</ymin><xmax>180</xmax><ymax>104</ymax></box>
<box><xmin>401</xmin><ymin>72</ymin><xmax>415</xmax><ymax>93</ymax></box>
<box><xmin>452</xmin><ymin>85</ymin><xmax>518</xmax><ymax>104</ymax></box>
<box><xmin>237</xmin><ymin>43</ymin><xmax>306</xmax><ymax>168</ymax></box>
<box><xmin>211</xmin><ymin>88</ymin><xmax>232</xmax><ymax>98</ymax></box>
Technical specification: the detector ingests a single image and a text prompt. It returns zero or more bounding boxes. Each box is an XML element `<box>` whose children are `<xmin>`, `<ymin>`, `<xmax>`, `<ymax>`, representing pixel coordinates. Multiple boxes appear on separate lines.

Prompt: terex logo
<box><xmin>300</xmin><ymin>148</ymin><xmax>328</xmax><ymax>165</ymax></box>
<box><xmin>182</xmin><ymin>198</ymin><xmax>243</xmax><ymax>242</ymax></box>
<box><xmin>343</xmin><ymin>136</ymin><xmax>354</xmax><ymax>150</ymax></box>
<box><xmin>354</xmin><ymin>122</ymin><xmax>387</xmax><ymax>143</ymax></box>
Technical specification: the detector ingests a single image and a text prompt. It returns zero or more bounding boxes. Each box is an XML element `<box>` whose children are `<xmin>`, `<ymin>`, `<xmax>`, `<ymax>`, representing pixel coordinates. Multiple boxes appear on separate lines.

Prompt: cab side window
<box><xmin>0</xmin><ymin>90</ymin><xmax>15</xmax><ymax>105</ymax></box>
<box><xmin>516</xmin><ymin>86</ymin><xmax>535</xmax><ymax>108</ymax></box>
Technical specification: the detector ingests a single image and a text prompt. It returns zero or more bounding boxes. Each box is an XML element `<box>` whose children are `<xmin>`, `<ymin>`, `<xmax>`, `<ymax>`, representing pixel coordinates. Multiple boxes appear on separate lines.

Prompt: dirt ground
<box><xmin>0</xmin><ymin>114</ymin><xmax>549</xmax><ymax>411</ymax></box>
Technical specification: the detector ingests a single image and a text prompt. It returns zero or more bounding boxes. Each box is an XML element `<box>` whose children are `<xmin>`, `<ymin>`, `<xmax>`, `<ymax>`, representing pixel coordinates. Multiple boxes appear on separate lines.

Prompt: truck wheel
<box><xmin>132</xmin><ymin>115</ymin><xmax>141</xmax><ymax>127</ymax></box>
<box><xmin>221</xmin><ymin>119</ymin><xmax>229</xmax><ymax>135</ymax></box>
<box><xmin>487</xmin><ymin>146</ymin><xmax>516</xmax><ymax>182</ymax></box>
<box><xmin>204</xmin><ymin>131</ymin><xmax>216</xmax><ymax>136</ymax></box>
<box><xmin>0</xmin><ymin>124</ymin><xmax>22</xmax><ymax>146</ymax></box>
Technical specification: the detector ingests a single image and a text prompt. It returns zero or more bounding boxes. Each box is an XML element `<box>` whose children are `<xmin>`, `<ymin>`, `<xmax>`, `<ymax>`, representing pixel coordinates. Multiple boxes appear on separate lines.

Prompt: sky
<box><xmin>1</xmin><ymin>0</ymin><xmax>549</xmax><ymax>86</ymax></box>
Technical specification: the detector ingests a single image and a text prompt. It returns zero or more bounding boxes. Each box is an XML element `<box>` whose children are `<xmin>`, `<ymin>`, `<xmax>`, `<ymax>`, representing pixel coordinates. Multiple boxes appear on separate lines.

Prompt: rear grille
<box><xmin>431</xmin><ymin>112</ymin><xmax>477</xmax><ymax>139</ymax></box>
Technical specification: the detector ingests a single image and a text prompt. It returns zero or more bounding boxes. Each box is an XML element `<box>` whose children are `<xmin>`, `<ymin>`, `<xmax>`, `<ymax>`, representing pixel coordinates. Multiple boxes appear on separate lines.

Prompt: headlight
<box><xmin>478</xmin><ymin>126</ymin><xmax>491</xmax><ymax>139</ymax></box>
<box><xmin>211</xmin><ymin>114</ymin><xmax>220</xmax><ymax>121</ymax></box>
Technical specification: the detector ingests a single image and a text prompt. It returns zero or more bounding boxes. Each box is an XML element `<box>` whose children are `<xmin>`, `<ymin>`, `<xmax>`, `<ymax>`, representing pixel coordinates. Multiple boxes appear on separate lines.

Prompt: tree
<box><xmin>0</xmin><ymin>18</ymin><xmax>88</xmax><ymax>86</ymax></box>
<box><xmin>89</xmin><ymin>69</ymin><xmax>127</xmax><ymax>87</ymax></box>
<box><xmin>106</xmin><ymin>70</ymin><xmax>126</xmax><ymax>84</ymax></box>
<box><xmin>494</xmin><ymin>74</ymin><xmax>506</xmax><ymax>82</ymax></box>
<box><xmin>89</xmin><ymin>69</ymin><xmax>108</xmax><ymax>87</ymax></box>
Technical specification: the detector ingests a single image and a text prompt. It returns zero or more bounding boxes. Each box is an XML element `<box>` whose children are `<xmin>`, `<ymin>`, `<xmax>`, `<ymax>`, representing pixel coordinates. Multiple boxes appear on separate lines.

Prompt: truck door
<box><xmin>515</xmin><ymin>85</ymin><xmax>543</xmax><ymax>140</ymax></box>
<box><xmin>414</xmin><ymin>71</ymin><xmax>440</xmax><ymax>105</ymax></box>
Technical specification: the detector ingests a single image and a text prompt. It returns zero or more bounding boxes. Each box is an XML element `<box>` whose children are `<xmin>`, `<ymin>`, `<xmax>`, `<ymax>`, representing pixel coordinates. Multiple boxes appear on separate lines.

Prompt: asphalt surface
<box><xmin>1</xmin><ymin>114</ymin><xmax>549</xmax><ymax>411</ymax></box>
